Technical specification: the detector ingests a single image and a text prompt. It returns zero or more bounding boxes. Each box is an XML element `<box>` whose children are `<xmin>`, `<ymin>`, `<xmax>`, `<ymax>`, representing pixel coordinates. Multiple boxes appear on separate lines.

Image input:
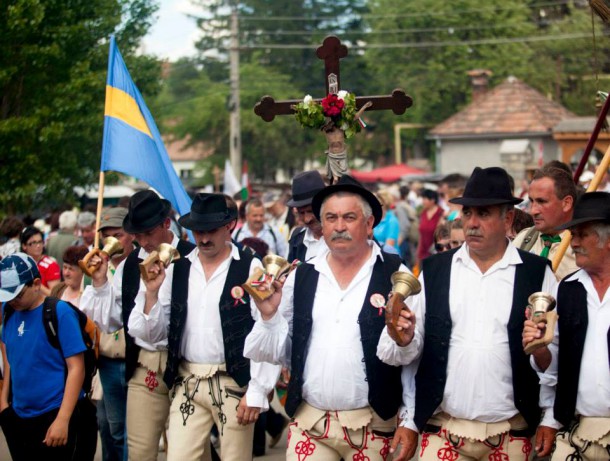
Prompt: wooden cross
<box><xmin>254</xmin><ymin>36</ymin><xmax>413</xmax><ymax>122</ymax></box>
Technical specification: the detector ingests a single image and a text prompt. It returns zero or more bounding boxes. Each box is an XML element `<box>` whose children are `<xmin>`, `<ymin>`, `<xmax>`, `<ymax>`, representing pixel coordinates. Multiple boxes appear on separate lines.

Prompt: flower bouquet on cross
<box><xmin>293</xmin><ymin>90</ymin><xmax>371</xmax><ymax>183</ymax></box>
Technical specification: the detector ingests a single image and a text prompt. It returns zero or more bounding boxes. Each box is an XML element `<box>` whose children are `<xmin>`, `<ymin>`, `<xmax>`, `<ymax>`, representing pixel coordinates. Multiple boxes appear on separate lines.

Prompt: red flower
<box><xmin>321</xmin><ymin>94</ymin><xmax>345</xmax><ymax>117</ymax></box>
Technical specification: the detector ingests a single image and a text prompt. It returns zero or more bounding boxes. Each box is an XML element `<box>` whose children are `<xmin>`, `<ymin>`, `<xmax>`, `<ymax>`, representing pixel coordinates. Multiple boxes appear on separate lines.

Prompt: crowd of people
<box><xmin>0</xmin><ymin>161</ymin><xmax>608</xmax><ymax>461</ymax></box>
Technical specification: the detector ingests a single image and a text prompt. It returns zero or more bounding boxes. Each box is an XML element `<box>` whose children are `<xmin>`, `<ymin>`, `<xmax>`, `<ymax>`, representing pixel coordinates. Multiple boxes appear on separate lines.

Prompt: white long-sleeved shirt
<box><xmin>301</xmin><ymin>228</ymin><xmax>328</xmax><ymax>262</ymax></box>
<box><xmin>80</xmin><ymin>233</ymin><xmax>180</xmax><ymax>351</ymax></box>
<box><xmin>537</xmin><ymin>269</ymin><xmax>610</xmax><ymax>425</ymax></box>
<box><xmin>377</xmin><ymin>242</ymin><xmax>558</xmax><ymax>430</ymax></box>
<box><xmin>128</xmin><ymin>243</ymin><xmax>279</xmax><ymax>409</ymax></box>
<box><xmin>244</xmin><ymin>243</ymin><xmax>408</xmax><ymax>411</ymax></box>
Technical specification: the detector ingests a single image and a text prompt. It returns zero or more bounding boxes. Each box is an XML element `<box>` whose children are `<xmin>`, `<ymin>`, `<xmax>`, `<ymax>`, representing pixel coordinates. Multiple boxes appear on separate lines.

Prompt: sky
<box><xmin>141</xmin><ymin>0</ymin><xmax>201</xmax><ymax>61</ymax></box>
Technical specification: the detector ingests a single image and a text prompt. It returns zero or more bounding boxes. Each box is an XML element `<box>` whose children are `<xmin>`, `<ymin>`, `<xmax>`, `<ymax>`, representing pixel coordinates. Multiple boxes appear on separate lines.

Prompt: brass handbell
<box><xmin>524</xmin><ymin>291</ymin><xmax>557</xmax><ymax>355</ymax></box>
<box><xmin>243</xmin><ymin>255</ymin><xmax>293</xmax><ymax>304</ymax></box>
<box><xmin>386</xmin><ymin>271</ymin><xmax>421</xmax><ymax>346</ymax></box>
<box><xmin>78</xmin><ymin>237</ymin><xmax>124</xmax><ymax>277</ymax></box>
<box><xmin>139</xmin><ymin>243</ymin><xmax>180</xmax><ymax>282</ymax></box>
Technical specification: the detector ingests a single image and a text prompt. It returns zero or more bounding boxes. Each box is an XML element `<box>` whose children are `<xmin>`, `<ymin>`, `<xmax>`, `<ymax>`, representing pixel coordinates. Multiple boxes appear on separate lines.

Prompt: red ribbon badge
<box><xmin>231</xmin><ymin>286</ymin><xmax>246</xmax><ymax>306</ymax></box>
<box><xmin>370</xmin><ymin>293</ymin><xmax>387</xmax><ymax>316</ymax></box>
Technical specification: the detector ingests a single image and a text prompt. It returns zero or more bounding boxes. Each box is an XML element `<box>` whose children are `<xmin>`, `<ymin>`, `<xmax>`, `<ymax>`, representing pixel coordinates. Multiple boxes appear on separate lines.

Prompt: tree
<box><xmin>0</xmin><ymin>0</ymin><xmax>159</xmax><ymax>215</ymax></box>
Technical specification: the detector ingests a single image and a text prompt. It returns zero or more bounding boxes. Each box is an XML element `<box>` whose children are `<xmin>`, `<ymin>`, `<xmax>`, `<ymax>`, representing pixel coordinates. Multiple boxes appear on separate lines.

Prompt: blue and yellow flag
<box><xmin>101</xmin><ymin>36</ymin><xmax>191</xmax><ymax>215</ymax></box>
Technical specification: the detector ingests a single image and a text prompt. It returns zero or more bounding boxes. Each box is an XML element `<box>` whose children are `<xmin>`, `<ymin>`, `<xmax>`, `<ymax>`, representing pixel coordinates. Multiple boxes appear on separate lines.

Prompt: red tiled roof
<box><xmin>429</xmin><ymin>77</ymin><xmax>574</xmax><ymax>137</ymax></box>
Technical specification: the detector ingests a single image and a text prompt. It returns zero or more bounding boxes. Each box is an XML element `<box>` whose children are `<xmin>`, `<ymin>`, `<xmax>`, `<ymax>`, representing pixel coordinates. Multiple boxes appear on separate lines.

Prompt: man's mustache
<box><xmin>466</xmin><ymin>229</ymin><xmax>482</xmax><ymax>237</ymax></box>
<box><xmin>331</xmin><ymin>231</ymin><xmax>353</xmax><ymax>241</ymax></box>
<box><xmin>199</xmin><ymin>241</ymin><xmax>213</xmax><ymax>248</ymax></box>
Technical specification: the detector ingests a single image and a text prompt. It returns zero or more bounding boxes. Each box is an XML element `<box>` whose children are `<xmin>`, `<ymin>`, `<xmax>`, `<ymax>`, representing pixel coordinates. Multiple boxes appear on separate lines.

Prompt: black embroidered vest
<box><xmin>163</xmin><ymin>247</ymin><xmax>255</xmax><ymax>388</ymax></box>
<box><xmin>122</xmin><ymin>239</ymin><xmax>194</xmax><ymax>381</ymax></box>
<box><xmin>414</xmin><ymin>249</ymin><xmax>549</xmax><ymax>435</ymax></box>
<box><xmin>554</xmin><ymin>275</ymin><xmax>589</xmax><ymax>427</ymax></box>
<box><xmin>288</xmin><ymin>227</ymin><xmax>307</xmax><ymax>263</ymax></box>
<box><xmin>285</xmin><ymin>253</ymin><xmax>403</xmax><ymax>420</ymax></box>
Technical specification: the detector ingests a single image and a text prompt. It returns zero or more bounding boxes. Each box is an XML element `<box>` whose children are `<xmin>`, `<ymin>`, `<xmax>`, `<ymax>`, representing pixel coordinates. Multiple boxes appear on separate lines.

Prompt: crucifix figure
<box><xmin>254</xmin><ymin>35</ymin><xmax>413</xmax><ymax>183</ymax></box>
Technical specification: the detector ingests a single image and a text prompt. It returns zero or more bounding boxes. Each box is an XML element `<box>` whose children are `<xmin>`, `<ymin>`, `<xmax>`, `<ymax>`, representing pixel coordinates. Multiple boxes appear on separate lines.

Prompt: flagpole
<box><xmin>94</xmin><ymin>171</ymin><xmax>106</xmax><ymax>249</ymax></box>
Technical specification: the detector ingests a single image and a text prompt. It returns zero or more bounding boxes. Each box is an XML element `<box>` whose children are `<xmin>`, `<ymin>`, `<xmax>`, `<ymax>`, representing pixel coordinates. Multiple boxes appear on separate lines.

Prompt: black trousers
<box><xmin>0</xmin><ymin>397</ymin><xmax>98</xmax><ymax>461</ymax></box>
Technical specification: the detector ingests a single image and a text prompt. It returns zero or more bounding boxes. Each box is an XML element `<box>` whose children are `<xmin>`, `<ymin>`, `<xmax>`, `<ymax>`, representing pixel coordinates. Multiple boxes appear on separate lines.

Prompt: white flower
<box><xmin>340</xmin><ymin>122</ymin><xmax>349</xmax><ymax>131</ymax></box>
<box><xmin>303</xmin><ymin>95</ymin><xmax>313</xmax><ymax>105</ymax></box>
<box><xmin>337</xmin><ymin>90</ymin><xmax>348</xmax><ymax>100</ymax></box>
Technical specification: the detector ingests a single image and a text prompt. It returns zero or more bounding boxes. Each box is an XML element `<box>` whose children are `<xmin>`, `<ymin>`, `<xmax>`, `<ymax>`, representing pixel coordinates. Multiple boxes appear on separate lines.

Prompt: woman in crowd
<box><xmin>416</xmin><ymin>189</ymin><xmax>443</xmax><ymax>265</ymax></box>
<box><xmin>50</xmin><ymin>245</ymin><xmax>89</xmax><ymax>305</ymax></box>
<box><xmin>20</xmin><ymin>225</ymin><xmax>60</xmax><ymax>296</ymax></box>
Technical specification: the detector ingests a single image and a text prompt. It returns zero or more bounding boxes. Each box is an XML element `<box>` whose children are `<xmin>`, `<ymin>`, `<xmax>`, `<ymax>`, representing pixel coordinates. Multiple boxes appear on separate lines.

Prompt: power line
<box><xmin>232</xmin><ymin>0</ymin><xmax>572</xmax><ymax>21</ymax></box>
<box><xmin>233</xmin><ymin>31</ymin><xmax>607</xmax><ymax>51</ymax></box>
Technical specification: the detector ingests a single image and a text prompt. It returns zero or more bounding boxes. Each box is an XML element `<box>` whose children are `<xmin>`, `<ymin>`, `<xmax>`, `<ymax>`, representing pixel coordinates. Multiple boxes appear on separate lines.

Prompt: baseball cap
<box><xmin>262</xmin><ymin>191</ymin><xmax>281</xmax><ymax>208</ymax></box>
<box><xmin>98</xmin><ymin>207</ymin><xmax>129</xmax><ymax>231</ymax></box>
<box><xmin>0</xmin><ymin>253</ymin><xmax>41</xmax><ymax>302</ymax></box>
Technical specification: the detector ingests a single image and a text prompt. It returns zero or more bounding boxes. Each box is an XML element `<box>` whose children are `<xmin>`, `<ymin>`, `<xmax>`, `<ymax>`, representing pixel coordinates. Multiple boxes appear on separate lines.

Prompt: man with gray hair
<box><xmin>47</xmin><ymin>210</ymin><xmax>78</xmax><ymax>266</ymax></box>
<box><xmin>77</xmin><ymin>211</ymin><xmax>96</xmax><ymax>249</ymax></box>
<box><xmin>245</xmin><ymin>175</ymin><xmax>407</xmax><ymax>461</ymax></box>
<box><xmin>523</xmin><ymin>191</ymin><xmax>610</xmax><ymax>461</ymax></box>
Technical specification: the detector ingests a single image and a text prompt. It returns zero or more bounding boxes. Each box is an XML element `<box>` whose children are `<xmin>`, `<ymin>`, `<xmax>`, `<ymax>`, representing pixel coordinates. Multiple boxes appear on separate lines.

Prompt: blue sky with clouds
<box><xmin>142</xmin><ymin>0</ymin><xmax>200</xmax><ymax>60</ymax></box>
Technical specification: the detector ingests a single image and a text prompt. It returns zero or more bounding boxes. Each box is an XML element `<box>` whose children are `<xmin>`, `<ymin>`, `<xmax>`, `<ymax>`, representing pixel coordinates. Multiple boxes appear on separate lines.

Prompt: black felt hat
<box><xmin>123</xmin><ymin>190</ymin><xmax>172</xmax><ymax>233</ymax></box>
<box><xmin>311</xmin><ymin>174</ymin><xmax>382</xmax><ymax>227</ymax></box>
<box><xmin>449</xmin><ymin>167</ymin><xmax>522</xmax><ymax>207</ymax></box>
<box><xmin>556</xmin><ymin>192</ymin><xmax>610</xmax><ymax>230</ymax></box>
<box><xmin>178</xmin><ymin>193</ymin><xmax>235</xmax><ymax>231</ymax></box>
<box><xmin>286</xmin><ymin>171</ymin><xmax>326</xmax><ymax>208</ymax></box>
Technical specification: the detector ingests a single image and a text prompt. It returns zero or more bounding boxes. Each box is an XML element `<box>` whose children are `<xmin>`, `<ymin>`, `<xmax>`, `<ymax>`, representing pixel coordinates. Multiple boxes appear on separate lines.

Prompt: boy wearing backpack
<box><xmin>0</xmin><ymin>253</ymin><xmax>97</xmax><ymax>461</ymax></box>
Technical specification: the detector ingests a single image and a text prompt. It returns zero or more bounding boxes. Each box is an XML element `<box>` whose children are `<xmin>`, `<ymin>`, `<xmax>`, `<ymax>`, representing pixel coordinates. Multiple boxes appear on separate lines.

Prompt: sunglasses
<box><xmin>434</xmin><ymin>243</ymin><xmax>452</xmax><ymax>252</ymax></box>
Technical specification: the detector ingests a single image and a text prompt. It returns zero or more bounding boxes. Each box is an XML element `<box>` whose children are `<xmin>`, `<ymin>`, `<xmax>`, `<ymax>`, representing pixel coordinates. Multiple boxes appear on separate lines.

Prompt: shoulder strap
<box><xmin>43</xmin><ymin>297</ymin><xmax>61</xmax><ymax>349</ymax></box>
<box><xmin>234</xmin><ymin>227</ymin><xmax>242</xmax><ymax>241</ymax></box>
<box><xmin>268</xmin><ymin>226</ymin><xmax>277</xmax><ymax>244</ymax></box>
<box><xmin>519</xmin><ymin>227</ymin><xmax>540</xmax><ymax>253</ymax></box>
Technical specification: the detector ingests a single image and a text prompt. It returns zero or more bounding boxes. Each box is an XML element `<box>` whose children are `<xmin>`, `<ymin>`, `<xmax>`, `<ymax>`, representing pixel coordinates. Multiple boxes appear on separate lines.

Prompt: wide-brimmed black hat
<box><xmin>287</xmin><ymin>171</ymin><xmax>326</xmax><ymax>208</ymax></box>
<box><xmin>123</xmin><ymin>190</ymin><xmax>172</xmax><ymax>233</ymax></box>
<box><xmin>449</xmin><ymin>167</ymin><xmax>522</xmax><ymax>207</ymax></box>
<box><xmin>312</xmin><ymin>174</ymin><xmax>382</xmax><ymax>227</ymax></box>
<box><xmin>178</xmin><ymin>193</ymin><xmax>235</xmax><ymax>231</ymax></box>
<box><xmin>556</xmin><ymin>191</ymin><xmax>610</xmax><ymax>230</ymax></box>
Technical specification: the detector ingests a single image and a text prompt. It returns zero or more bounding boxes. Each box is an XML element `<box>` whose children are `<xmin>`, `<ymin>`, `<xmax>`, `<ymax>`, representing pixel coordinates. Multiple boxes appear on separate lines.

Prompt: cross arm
<box><xmin>254</xmin><ymin>96</ymin><xmax>299</xmax><ymax>122</ymax></box>
<box><xmin>355</xmin><ymin>89</ymin><xmax>413</xmax><ymax>116</ymax></box>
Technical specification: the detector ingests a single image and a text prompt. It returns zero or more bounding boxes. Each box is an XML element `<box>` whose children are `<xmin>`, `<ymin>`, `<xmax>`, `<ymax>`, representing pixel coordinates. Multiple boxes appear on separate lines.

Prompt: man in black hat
<box><xmin>286</xmin><ymin>170</ymin><xmax>327</xmax><ymax>262</ymax></box>
<box><xmin>523</xmin><ymin>191</ymin><xmax>610</xmax><ymax>461</ymax></box>
<box><xmin>80</xmin><ymin>189</ymin><xmax>194</xmax><ymax>461</ymax></box>
<box><xmin>129</xmin><ymin>192</ymin><xmax>280</xmax><ymax>461</ymax></box>
<box><xmin>244</xmin><ymin>175</ymin><xmax>408</xmax><ymax>461</ymax></box>
<box><xmin>379</xmin><ymin>167</ymin><xmax>558</xmax><ymax>461</ymax></box>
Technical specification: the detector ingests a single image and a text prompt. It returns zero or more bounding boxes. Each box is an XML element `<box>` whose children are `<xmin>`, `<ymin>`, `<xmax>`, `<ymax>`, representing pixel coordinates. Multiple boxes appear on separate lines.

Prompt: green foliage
<box><xmin>0</xmin><ymin>0</ymin><xmax>159</xmax><ymax>215</ymax></box>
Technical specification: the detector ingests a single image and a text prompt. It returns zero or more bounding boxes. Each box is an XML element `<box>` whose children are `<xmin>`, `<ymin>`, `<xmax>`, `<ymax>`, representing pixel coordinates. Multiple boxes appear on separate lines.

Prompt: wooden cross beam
<box><xmin>254</xmin><ymin>36</ymin><xmax>413</xmax><ymax>123</ymax></box>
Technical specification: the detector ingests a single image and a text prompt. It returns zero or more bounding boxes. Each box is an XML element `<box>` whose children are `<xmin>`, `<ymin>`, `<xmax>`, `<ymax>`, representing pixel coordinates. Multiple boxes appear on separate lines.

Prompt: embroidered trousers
<box><xmin>166</xmin><ymin>361</ymin><xmax>254</xmax><ymax>461</ymax></box>
<box><xmin>286</xmin><ymin>402</ymin><xmax>396</xmax><ymax>461</ymax></box>
<box><xmin>126</xmin><ymin>351</ymin><xmax>170</xmax><ymax>461</ymax></box>
<box><xmin>418</xmin><ymin>413</ymin><xmax>533</xmax><ymax>461</ymax></box>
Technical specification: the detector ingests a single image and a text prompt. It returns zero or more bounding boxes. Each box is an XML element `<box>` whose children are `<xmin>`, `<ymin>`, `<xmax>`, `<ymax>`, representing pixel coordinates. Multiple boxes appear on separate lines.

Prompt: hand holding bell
<box><xmin>78</xmin><ymin>236</ymin><xmax>124</xmax><ymax>277</ymax></box>
<box><xmin>139</xmin><ymin>243</ymin><xmax>180</xmax><ymax>282</ymax></box>
<box><xmin>523</xmin><ymin>292</ymin><xmax>557</xmax><ymax>355</ymax></box>
<box><xmin>243</xmin><ymin>255</ymin><xmax>294</xmax><ymax>304</ymax></box>
<box><xmin>385</xmin><ymin>271</ymin><xmax>421</xmax><ymax>347</ymax></box>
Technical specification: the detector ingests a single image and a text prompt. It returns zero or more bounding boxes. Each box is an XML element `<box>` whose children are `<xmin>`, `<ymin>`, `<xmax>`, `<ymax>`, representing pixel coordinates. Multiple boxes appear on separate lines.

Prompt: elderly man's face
<box><xmin>321</xmin><ymin>194</ymin><xmax>374</xmax><ymax>255</ymax></box>
<box><xmin>80</xmin><ymin>224</ymin><xmax>96</xmax><ymax>246</ymax></box>
<box><xmin>246</xmin><ymin>205</ymin><xmax>265</xmax><ymax>233</ymax></box>
<box><xmin>462</xmin><ymin>205</ymin><xmax>513</xmax><ymax>257</ymax></box>
<box><xmin>570</xmin><ymin>223</ymin><xmax>609</xmax><ymax>272</ymax></box>
<box><xmin>296</xmin><ymin>205</ymin><xmax>322</xmax><ymax>236</ymax></box>
<box><xmin>528</xmin><ymin>177</ymin><xmax>573</xmax><ymax>234</ymax></box>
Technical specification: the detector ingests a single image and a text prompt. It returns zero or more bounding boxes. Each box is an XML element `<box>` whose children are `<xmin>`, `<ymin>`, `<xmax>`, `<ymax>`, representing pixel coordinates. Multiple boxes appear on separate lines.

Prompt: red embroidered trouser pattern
<box><xmin>419</xmin><ymin>427</ymin><xmax>533</xmax><ymax>461</ymax></box>
<box><xmin>287</xmin><ymin>410</ymin><xmax>394</xmax><ymax>461</ymax></box>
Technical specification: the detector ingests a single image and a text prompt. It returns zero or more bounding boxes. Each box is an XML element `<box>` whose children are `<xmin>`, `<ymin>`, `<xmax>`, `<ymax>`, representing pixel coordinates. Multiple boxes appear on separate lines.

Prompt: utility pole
<box><xmin>229</xmin><ymin>5</ymin><xmax>241</xmax><ymax>178</ymax></box>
